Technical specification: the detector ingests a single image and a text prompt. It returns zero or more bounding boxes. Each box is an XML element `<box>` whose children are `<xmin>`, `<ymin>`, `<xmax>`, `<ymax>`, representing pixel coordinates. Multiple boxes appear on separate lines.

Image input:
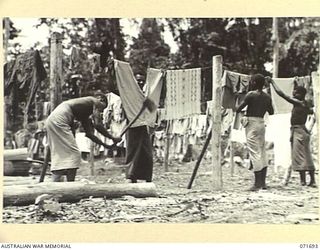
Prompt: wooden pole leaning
<box><xmin>187</xmin><ymin>131</ymin><xmax>212</xmax><ymax>189</ymax></box>
<box><xmin>212</xmin><ymin>55</ymin><xmax>223</xmax><ymax>190</ymax></box>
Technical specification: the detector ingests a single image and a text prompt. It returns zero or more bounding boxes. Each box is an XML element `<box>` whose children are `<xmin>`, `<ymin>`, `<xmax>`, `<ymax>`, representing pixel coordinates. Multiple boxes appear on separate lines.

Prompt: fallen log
<box><xmin>4</xmin><ymin>180</ymin><xmax>39</xmax><ymax>186</ymax></box>
<box><xmin>4</xmin><ymin>179</ymin><xmax>51</xmax><ymax>186</ymax></box>
<box><xmin>4</xmin><ymin>160</ymin><xmax>32</xmax><ymax>176</ymax></box>
<box><xmin>4</xmin><ymin>182</ymin><xmax>158</xmax><ymax>206</ymax></box>
<box><xmin>4</xmin><ymin>148</ymin><xmax>28</xmax><ymax>161</ymax></box>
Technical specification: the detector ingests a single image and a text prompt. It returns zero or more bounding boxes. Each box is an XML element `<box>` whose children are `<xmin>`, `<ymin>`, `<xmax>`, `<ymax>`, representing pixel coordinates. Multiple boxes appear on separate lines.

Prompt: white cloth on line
<box><xmin>164</xmin><ymin>68</ymin><xmax>201</xmax><ymax>120</ymax></box>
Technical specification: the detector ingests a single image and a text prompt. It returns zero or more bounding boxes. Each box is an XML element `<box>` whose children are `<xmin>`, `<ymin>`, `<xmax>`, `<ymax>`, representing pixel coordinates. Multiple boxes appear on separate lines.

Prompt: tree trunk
<box><xmin>4</xmin><ymin>182</ymin><xmax>158</xmax><ymax>207</ymax></box>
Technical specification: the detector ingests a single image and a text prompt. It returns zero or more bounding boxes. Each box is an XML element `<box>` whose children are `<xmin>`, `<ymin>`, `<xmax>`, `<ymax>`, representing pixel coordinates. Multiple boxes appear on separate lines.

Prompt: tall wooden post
<box><xmin>4</xmin><ymin>18</ymin><xmax>9</xmax><ymax>63</ymax></box>
<box><xmin>164</xmin><ymin>120</ymin><xmax>171</xmax><ymax>172</ymax></box>
<box><xmin>89</xmin><ymin>142</ymin><xmax>95</xmax><ymax>176</ymax></box>
<box><xmin>311</xmin><ymin>71</ymin><xmax>319</xmax><ymax>169</ymax></box>
<box><xmin>272</xmin><ymin>17</ymin><xmax>279</xmax><ymax>78</ymax></box>
<box><xmin>4</xmin><ymin>18</ymin><xmax>10</xmax><ymax>134</ymax></box>
<box><xmin>49</xmin><ymin>32</ymin><xmax>63</xmax><ymax>112</ymax></box>
<box><xmin>318</xmin><ymin>49</ymin><xmax>320</xmax><ymax>167</ymax></box>
<box><xmin>212</xmin><ymin>55</ymin><xmax>223</xmax><ymax>190</ymax></box>
<box><xmin>230</xmin><ymin>141</ymin><xmax>235</xmax><ymax>176</ymax></box>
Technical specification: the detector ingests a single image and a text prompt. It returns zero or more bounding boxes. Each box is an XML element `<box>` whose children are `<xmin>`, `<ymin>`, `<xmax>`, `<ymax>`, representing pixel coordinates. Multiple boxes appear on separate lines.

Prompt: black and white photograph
<box><xmin>2</xmin><ymin>16</ymin><xmax>319</xmax><ymax>227</ymax></box>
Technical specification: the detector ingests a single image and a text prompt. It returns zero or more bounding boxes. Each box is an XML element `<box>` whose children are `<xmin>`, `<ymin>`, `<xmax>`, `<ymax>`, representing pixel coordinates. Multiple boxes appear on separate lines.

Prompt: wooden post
<box><xmin>4</xmin><ymin>18</ymin><xmax>9</xmax><ymax>63</ymax></box>
<box><xmin>211</xmin><ymin>55</ymin><xmax>223</xmax><ymax>190</ymax></box>
<box><xmin>164</xmin><ymin>120</ymin><xmax>171</xmax><ymax>172</ymax></box>
<box><xmin>311</xmin><ymin>71</ymin><xmax>319</xmax><ymax>169</ymax></box>
<box><xmin>272</xmin><ymin>17</ymin><xmax>279</xmax><ymax>78</ymax></box>
<box><xmin>4</xmin><ymin>18</ymin><xmax>10</xmax><ymax>134</ymax></box>
<box><xmin>230</xmin><ymin>141</ymin><xmax>235</xmax><ymax>176</ymax></box>
<box><xmin>49</xmin><ymin>32</ymin><xmax>63</xmax><ymax>112</ymax></box>
<box><xmin>89</xmin><ymin>141</ymin><xmax>95</xmax><ymax>176</ymax></box>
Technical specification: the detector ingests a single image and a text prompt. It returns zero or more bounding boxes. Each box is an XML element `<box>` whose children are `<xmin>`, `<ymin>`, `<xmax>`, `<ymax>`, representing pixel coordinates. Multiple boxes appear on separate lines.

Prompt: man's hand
<box><xmin>265</xmin><ymin>76</ymin><xmax>273</xmax><ymax>84</ymax></box>
<box><xmin>102</xmin><ymin>142</ymin><xmax>113</xmax><ymax>150</ymax></box>
<box><xmin>112</xmin><ymin>136</ymin><xmax>122</xmax><ymax>144</ymax></box>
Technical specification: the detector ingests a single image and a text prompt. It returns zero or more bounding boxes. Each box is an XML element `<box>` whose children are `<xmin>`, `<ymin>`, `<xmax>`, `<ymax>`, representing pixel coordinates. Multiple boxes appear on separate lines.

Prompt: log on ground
<box><xmin>4</xmin><ymin>148</ymin><xmax>28</xmax><ymax>161</ymax></box>
<box><xmin>4</xmin><ymin>182</ymin><xmax>158</xmax><ymax>206</ymax></box>
<box><xmin>4</xmin><ymin>160</ymin><xmax>32</xmax><ymax>176</ymax></box>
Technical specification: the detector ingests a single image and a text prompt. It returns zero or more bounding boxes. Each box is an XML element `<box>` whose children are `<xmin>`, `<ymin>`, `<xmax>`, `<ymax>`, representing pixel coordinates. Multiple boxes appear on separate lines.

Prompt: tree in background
<box><xmin>166</xmin><ymin>18</ymin><xmax>273</xmax><ymax>74</ymax></box>
<box><xmin>167</xmin><ymin>18</ymin><xmax>228</xmax><ymax>68</ymax></box>
<box><xmin>89</xmin><ymin>18</ymin><xmax>126</xmax><ymax>65</ymax></box>
<box><xmin>3</xmin><ymin>18</ymin><xmax>22</xmax><ymax>61</ymax></box>
<box><xmin>223</xmin><ymin>18</ymin><xmax>273</xmax><ymax>75</ymax></box>
<box><xmin>129</xmin><ymin>18</ymin><xmax>170</xmax><ymax>75</ymax></box>
<box><xmin>278</xmin><ymin>17</ymin><xmax>320</xmax><ymax>77</ymax></box>
<box><xmin>166</xmin><ymin>17</ymin><xmax>319</xmax><ymax>77</ymax></box>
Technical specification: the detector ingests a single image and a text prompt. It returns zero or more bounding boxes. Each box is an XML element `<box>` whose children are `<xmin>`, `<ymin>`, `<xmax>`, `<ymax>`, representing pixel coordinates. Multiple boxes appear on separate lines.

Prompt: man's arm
<box><xmin>266</xmin><ymin>76</ymin><xmax>302</xmax><ymax>105</ymax></box>
<box><xmin>236</xmin><ymin>93</ymin><xmax>249</xmax><ymax>113</ymax></box>
<box><xmin>268</xmin><ymin>98</ymin><xmax>274</xmax><ymax>115</ymax></box>
<box><xmin>81</xmin><ymin>119</ymin><xmax>115</xmax><ymax>149</ymax></box>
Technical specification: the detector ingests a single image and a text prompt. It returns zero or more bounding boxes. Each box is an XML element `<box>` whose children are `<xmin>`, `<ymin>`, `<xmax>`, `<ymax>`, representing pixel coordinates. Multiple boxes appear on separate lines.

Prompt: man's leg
<box><xmin>261</xmin><ymin>166</ymin><xmax>268</xmax><ymax>189</ymax></box>
<box><xmin>66</xmin><ymin>168</ymin><xmax>77</xmax><ymax>182</ymax></box>
<box><xmin>283</xmin><ymin>165</ymin><xmax>292</xmax><ymax>186</ymax></box>
<box><xmin>299</xmin><ymin>170</ymin><xmax>306</xmax><ymax>186</ymax></box>
<box><xmin>51</xmin><ymin>170</ymin><xmax>64</xmax><ymax>182</ymax></box>
<box><xmin>308</xmin><ymin>170</ymin><xmax>317</xmax><ymax>187</ymax></box>
<box><xmin>248</xmin><ymin>170</ymin><xmax>261</xmax><ymax>191</ymax></box>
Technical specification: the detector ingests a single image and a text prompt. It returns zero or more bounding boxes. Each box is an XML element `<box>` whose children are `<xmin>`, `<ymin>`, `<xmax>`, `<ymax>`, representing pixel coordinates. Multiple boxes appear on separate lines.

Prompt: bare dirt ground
<box><xmin>2</xmin><ymin>156</ymin><xmax>319</xmax><ymax>224</ymax></box>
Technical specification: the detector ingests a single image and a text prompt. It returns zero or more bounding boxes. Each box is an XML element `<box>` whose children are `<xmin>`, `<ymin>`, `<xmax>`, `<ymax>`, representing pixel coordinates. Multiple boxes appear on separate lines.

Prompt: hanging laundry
<box><xmin>156</xmin><ymin>108</ymin><xmax>166</xmax><ymax>124</ymax></box>
<box><xmin>14</xmin><ymin>129</ymin><xmax>32</xmax><ymax>148</ymax></box>
<box><xmin>103</xmin><ymin>92</ymin><xmax>127</xmax><ymax>148</ymax></box>
<box><xmin>171</xmin><ymin>119</ymin><xmax>189</xmax><ymax>135</ymax></box>
<box><xmin>164</xmin><ymin>68</ymin><xmax>201</xmax><ymax>120</ymax></box>
<box><xmin>206</xmin><ymin>100</ymin><xmax>233</xmax><ymax>135</ymax></box>
<box><xmin>296</xmin><ymin>76</ymin><xmax>313</xmax><ymax>104</ymax></box>
<box><xmin>70</xmin><ymin>46</ymin><xmax>80</xmax><ymax>69</ymax></box>
<box><xmin>43</xmin><ymin>102</ymin><xmax>51</xmax><ymax>117</ymax></box>
<box><xmin>104</xmin><ymin>92</ymin><xmax>125</xmax><ymax>125</ymax></box>
<box><xmin>221</xmin><ymin>71</ymin><xmax>236</xmax><ymax>109</ymax></box>
<box><xmin>295</xmin><ymin>76</ymin><xmax>311</xmax><ymax>87</ymax></box>
<box><xmin>5</xmin><ymin>50</ymin><xmax>47</xmax><ymax>117</ymax></box>
<box><xmin>144</xmin><ymin>68</ymin><xmax>165</xmax><ymax>127</ymax></box>
<box><xmin>113</xmin><ymin>60</ymin><xmax>148</xmax><ymax>127</ymax></box>
<box><xmin>265</xmin><ymin>113</ymin><xmax>292</xmax><ymax>170</ymax></box>
<box><xmin>154</xmin><ymin>130</ymin><xmax>165</xmax><ymax>161</ymax></box>
<box><xmin>196</xmin><ymin>115</ymin><xmax>208</xmax><ymax>138</ymax></box>
<box><xmin>221</xmin><ymin>70</ymin><xmax>251</xmax><ymax>110</ymax></box>
<box><xmin>201</xmin><ymin>67</ymin><xmax>212</xmax><ymax>102</ymax></box>
<box><xmin>311</xmin><ymin>72</ymin><xmax>319</xmax><ymax>130</ymax></box>
<box><xmin>113</xmin><ymin>60</ymin><xmax>164</xmax><ymax>128</ymax></box>
<box><xmin>270</xmin><ymin>78</ymin><xmax>295</xmax><ymax>114</ymax></box>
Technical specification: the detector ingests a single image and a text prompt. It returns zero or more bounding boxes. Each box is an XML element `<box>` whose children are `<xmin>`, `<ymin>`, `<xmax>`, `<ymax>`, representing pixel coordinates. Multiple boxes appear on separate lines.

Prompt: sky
<box><xmin>9</xmin><ymin>18</ymin><xmax>179</xmax><ymax>55</ymax></box>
